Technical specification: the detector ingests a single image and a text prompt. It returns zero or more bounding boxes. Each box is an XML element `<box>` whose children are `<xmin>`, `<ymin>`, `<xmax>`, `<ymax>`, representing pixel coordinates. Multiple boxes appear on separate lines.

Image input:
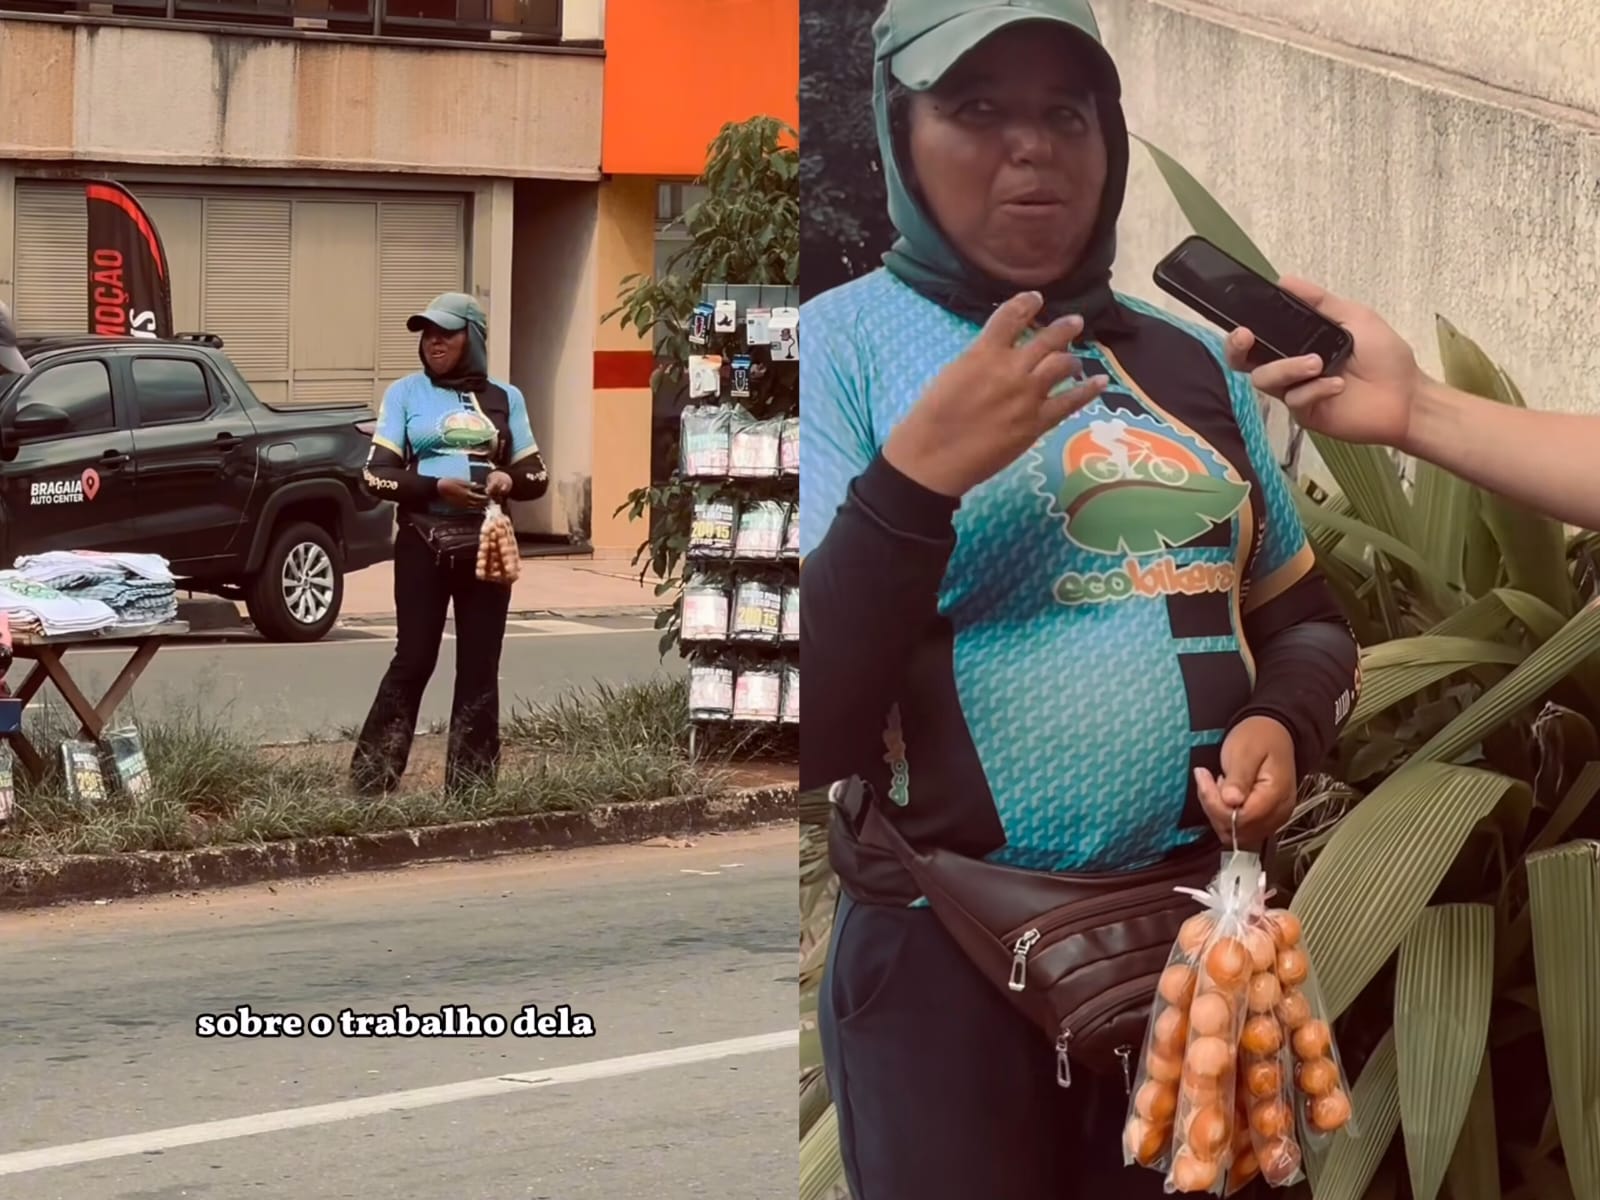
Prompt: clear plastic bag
<box><xmin>104</xmin><ymin>719</ymin><xmax>153</xmax><ymax>800</ymax></box>
<box><xmin>0</xmin><ymin>744</ymin><xmax>13</xmax><ymax>824</ymax></box>
<box><xmin>476</xmin><ymin>501</ymin><xmax>521</xmax><ymax>585</ymax></box>
<box><xmin>61</xmin><ymin>740</ymin><xmax>107</xmax><ymax>808</ymax></box>
<box><xmin>1275</xmin><ymin>908</ymin><xmax>1358</xmax><ymax>1155</ymax></box>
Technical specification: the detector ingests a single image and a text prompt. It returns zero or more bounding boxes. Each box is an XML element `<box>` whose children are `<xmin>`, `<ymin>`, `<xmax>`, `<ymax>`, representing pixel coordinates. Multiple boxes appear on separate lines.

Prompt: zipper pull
<box><xmin>1056</xmin><ymin>1030</ymin><xmax>1073</xmax><ymax>1088</ymax></box>
<box><xmin>1009</xmin><ymin>929</ymin><xmax>1041</xmax><ymax>992</ymax></box>
<box><xmin>1115</xmin><ymin>1044</ymin><xmax>1134</xmax><ymax>1095</ymax></box>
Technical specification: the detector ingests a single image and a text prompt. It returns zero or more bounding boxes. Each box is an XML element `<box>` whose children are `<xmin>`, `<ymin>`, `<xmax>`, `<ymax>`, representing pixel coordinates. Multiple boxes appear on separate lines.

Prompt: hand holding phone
<box><xmin>1152</xmin><ymin>237</ymin><xmax>1353</xmax><ymax>375</ymax></box>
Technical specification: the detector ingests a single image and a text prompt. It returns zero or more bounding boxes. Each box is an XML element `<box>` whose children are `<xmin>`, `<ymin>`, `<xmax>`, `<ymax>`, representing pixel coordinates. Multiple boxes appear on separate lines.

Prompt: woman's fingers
<box><xmin>1015</xmin><ymin>314</ymin><xmax>1084</xmax><ymax>370</ymax></box>
<box><xmin>1039</xmin><ymin>374</ymin><xmax>1109</xmax><ymax>427</ymax></box>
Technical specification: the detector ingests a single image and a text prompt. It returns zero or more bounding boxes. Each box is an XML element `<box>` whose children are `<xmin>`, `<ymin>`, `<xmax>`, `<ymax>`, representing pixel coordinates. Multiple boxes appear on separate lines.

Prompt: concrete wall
<box><xmin>511</xmin><ymin>178</ymin><xmax>599</xmax><ymax>542</ymax></box>
<box><xmin>0</xmin><ymin>20</ymin><xmax>602</xmax><ymax>179</ymax></box>
<box><xmin>1100</xmin><ymin>0</ymin><xmax>1600</xmax><ymax>437</ymax></box>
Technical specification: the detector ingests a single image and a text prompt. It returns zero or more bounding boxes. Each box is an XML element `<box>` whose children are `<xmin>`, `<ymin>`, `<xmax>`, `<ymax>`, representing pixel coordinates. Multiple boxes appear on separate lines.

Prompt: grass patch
<box><xmin>1</xmin><ymin>680</ymin><xmax>742</xmax><ymax>859</ymax></box>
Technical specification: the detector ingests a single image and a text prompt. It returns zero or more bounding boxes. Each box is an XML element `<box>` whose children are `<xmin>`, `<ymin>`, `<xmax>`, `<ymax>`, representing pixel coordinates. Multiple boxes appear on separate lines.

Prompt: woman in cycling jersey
<box><xmin>351</xmin><ymin>292</ymin><xmax>548</xmax><ymax>798</ymax></box>
<box><xmin>800</xmin><ymin>2</ymin><xmax>1362</xmax><ymax>1196</ymax></box>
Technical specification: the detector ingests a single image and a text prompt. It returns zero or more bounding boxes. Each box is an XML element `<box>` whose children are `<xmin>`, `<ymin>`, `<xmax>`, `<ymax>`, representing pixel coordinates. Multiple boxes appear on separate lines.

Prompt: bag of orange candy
<box><xmin>1121</xmin><ymin>848</ymin><xmax>1358</xmax><ymax>1195</ymax></box>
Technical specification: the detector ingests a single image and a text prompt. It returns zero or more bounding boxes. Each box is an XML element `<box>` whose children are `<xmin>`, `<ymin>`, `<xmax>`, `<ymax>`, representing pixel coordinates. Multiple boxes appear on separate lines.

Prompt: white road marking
<box><xmin>62</xmin><ymin>624</ymin><xmax>655</xmax><ymax>654</ymax></box>
<box><xmin>0</xmin><ymin>1029</ymin><xmax>796</xmax><ymax>1178</ymax></box>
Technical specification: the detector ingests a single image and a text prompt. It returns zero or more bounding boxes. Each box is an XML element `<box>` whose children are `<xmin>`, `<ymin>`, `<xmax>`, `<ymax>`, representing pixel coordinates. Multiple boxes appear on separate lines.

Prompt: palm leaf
<box><xmin>1294</xmin><ymin>490</ymin><xmax>1457</xmax><ymax>611</ymax></box>
<box><xmin>1444</xmin><ymin>1050</ymin><xmax>1502</xmax><ymax>1200</ymax></box>
<box><xmin>1394</xmin><ymin>904</ymin><xmax>1496</xmax><ymax>1200</ymax></box>
<box><xmin>1493</xmin><ymin>589</ymin><xmax>1600</xmax><ymax>711</ymax></box>
<box><xmin>1349</xmin><ymin>638</ymin><xmax>1525</xmax><ymax>730</ymax></box>
<box><xmin>1525</xmin><ymin>841</ymin><xmax>1600</xmax><ymax>1200</ymax></box>
<box><xmin>1411</xmin><ymin>459</ymin><xmax>1478</xmax><ymax>588</ymax></box>
<box><xmin>799</xmin><ymin>1103</ymin><xmax>850</xmax><ymax>1200</ymax></box>
<box><xmin>1308</xmin><ymin>432</ymin><xmax>1419</xmax><ymax>551</ymax></box>
<box><xmin>1305</xmin><ymin>1028</ymin><xmax>1400</xmax><ymax>1200</ymax></box>
<box><xmin>1290</xmin><ymin>763</ymin><xmax>1530</xmax><ymax>1018</ymax></box>
<box><xmin>1132</xmin><ymin>137</ymin><xmax>1276</xmax><ymax>279</ymax></box>
<box><xmin>1410</xmin><ymin>601</ymin><xmax>1600</xmax><ymax>766</ymax></box>
<box><xmin>1527</xmin><ymin>762</ymin><xmax>1600</xmax><ymax>854</ymax></box>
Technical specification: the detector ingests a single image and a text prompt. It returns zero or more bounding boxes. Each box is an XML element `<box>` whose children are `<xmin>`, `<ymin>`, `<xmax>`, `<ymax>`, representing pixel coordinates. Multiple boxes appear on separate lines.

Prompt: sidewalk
<box><xmin>340</xmin><ymin>550</ymin><xmax>662</xmax><ymax>620</ymax></box>
<box><xmin>178</xmin><ymin>550</ymin><xmax>664</xmax><ymax>630</ymax></box>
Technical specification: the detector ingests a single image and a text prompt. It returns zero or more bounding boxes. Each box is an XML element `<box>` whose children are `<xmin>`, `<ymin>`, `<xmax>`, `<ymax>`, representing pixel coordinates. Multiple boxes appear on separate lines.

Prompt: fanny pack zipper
<box><xmin>1007</xmin><ymin>889</ymin><xmax>1191</xmax><ymax>994</ymax></box>
<box><xmin>1053</xmin><ymin>975</ymin><xmax>1157</xmax><ymax>1090</ymax></box>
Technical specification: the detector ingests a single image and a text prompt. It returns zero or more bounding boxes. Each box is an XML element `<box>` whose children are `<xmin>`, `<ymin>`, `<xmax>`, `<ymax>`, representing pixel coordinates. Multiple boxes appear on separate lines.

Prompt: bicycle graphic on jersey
<box><xmin>1081</xmin><ymin>418</ymin><xmax>1191</xmax><ymax>486</ymax></box>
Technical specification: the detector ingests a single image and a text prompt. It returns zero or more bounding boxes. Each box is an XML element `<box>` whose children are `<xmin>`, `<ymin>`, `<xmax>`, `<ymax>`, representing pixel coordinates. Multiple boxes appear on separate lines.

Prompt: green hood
<box><xmin>870</xmin><ymin>0</ymin><xmax>1130</xmax><ymax>331</ymax></box>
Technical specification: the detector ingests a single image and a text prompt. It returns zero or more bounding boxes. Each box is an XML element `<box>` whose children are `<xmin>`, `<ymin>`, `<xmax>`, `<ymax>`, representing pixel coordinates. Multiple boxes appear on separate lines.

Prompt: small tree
<box><xmin>604</xmin><ymin>116</ymin><xmax>800</xmax><ymax>655</ymax></box>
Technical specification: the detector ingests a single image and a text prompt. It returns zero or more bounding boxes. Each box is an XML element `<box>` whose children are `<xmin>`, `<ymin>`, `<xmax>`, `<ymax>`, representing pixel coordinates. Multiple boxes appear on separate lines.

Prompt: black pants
<box><xmin>351</xmin><ymin>522</ymin><xmax>512</xmax><ymax>795</ymax></box>
<box><xmin>819</xmin><ymin>891</ymin><xmax>1175</xmax><ymax>1200</ymax></box>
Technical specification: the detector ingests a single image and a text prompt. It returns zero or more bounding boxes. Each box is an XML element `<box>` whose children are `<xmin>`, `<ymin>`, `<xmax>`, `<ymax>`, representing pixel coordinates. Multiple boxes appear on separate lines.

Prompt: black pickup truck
<box><xmin>0</xmin><ymin>333</ymin><xmax>393</xmax><ymax>642</ymax></box>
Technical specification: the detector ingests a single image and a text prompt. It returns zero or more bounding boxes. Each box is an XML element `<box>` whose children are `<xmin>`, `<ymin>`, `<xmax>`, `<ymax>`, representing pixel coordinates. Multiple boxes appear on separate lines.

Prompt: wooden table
<box><xmin>0</xmin><ymin>621</ymin><xmax>188</xmax><ymax>782</ymax></box>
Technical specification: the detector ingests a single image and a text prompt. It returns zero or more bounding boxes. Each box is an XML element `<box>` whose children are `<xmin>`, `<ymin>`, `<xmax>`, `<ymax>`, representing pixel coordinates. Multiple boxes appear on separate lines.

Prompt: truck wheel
<box><xmin>246</xmin><ymin>522</ymin><xmax>344</xmax><ymax>643</ymax></box>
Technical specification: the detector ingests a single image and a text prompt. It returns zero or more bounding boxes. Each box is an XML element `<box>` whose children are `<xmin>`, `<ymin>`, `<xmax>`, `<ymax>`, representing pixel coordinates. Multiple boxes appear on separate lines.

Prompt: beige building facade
<box><xmin>1100</xmin><ymin>0</ymin><xmax>1600</xmax><ymax>469</ymax></box>
<box><xmin>0</xmin><ymin>5</ymin><xmax>612</xmax><ymax>543</ymax></box>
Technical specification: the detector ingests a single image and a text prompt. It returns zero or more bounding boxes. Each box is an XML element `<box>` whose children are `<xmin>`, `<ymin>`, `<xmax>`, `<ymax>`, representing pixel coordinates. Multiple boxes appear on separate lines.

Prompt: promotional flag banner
<box><xmin>85</xmin><ymin>180</ymin><xmax>174</xmax><ymax>339</ymax></box>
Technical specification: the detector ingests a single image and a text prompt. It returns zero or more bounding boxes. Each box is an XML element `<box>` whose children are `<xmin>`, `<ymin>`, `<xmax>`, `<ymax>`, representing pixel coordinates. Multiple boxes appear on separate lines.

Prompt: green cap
<box><xmin>406</xmin><ymin>292</ymin><xmax>486</xmax><ymax>334</ymax></box>
<box><xmin>877</xmin><ymin>0</ymin><xmax>1117</xmax><ymax>95</ymax></box>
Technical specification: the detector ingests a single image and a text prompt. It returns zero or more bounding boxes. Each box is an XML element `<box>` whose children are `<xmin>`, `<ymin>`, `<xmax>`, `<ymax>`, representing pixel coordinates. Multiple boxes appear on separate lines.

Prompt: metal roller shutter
<box><xmin>13</xmin><ymin>184</ymin><xmax>87</xmax><ymax>336</ymax></box>
<box><xmin>202</xmin><ymin>197</ymin><xmax>293</xmax><ymax>406</ymax></box>
<box><xmin>378</xmin><ymin>200</ymin><xmax>466</xmax><ymax>394</ymax></box>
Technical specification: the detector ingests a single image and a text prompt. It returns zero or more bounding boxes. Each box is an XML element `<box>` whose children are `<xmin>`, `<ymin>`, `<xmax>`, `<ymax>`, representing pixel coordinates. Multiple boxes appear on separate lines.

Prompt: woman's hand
<box><xmin>1196</xmin><ymin>716</ymin><xmax>1298</xmax><ymax>850</ymax></box>
<box><xmin>1225</xmin><ymin>276</ymin><xmax>1424</xmax><ymax>452</ymax></box>
<box><xmin>883</xmin><ymin>291</ymin><xmax>1109</xmax><ymax>498</ymax></box>
<box><xmin>437</xmin><ymin>477</ymin><xmax>487</xmax><ymax>510</ymax></box>
<box><xmin>484</xmin><ymin>471</ymin><xmax>514</xmax><ymax>502</ymax></box>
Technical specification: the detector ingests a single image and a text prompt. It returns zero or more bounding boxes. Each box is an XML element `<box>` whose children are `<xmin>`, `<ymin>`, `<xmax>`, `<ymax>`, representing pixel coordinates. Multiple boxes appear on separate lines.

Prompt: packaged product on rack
<box><xmin>688</xmin><ymin>663</ymin><xmax>735</xmax><ymax>722</ymax></box>
<box><xmin>0</xmin><ymin>745</ymin><xmax>13</xmax><ymax>824</ymax></box>
<box><xmin>476</xmin><ymin>502</ymin><xmax>521</xmax><ymax>584</ymax></box>
<box><xmin>769</xmin><ymin>307</ymin><xmax>799</xmax><ymax>361</ymax></box>
<box><xmin>781</xmin><ymin>665</ymin><xmax>800</xmax><ymax>724</ymax></box>
<box><xmin>61</xmin><ymin>740</ymin><xmax>108</xmax><ymax>807</ymax></box>
<box><xmin>731</xmin><ymin>580</ymin><xmax>784</xmax><ymax>642</ymax></box>
<box><xmin>731</xmin><ymin>354</ymin><xmax>753</xmax><ymax>399</ymax></box>
<box><xmin>688</xmin><ymin>301</ymin><xmax>714</xmax><ymax>346</ymax></box>
<box><xmin>1120</xmin><ymin>847</ymin><xmax>1355</xmax><ymax>1195</ymax></box>
<box><xmin>714</xmin><ymin>299</ymin><xmax>738</xmax><ymax>333</ymax></box>
<box><xmin>730</xmin><ymin>411</ymin><xmax>783</xmax><ymax>478</ymax></box>
<box><xmin>680</xmin><ymin>406</ymin><xmax>732</xmax><ymax>478</ymax></box>
<box><xmin>781</xmin><ymin>583</ymin><xmax>800</xmax><ymax>643</ymax></box>
<box><xmin>688</xmin><ymin>500</ymin><xmax>738</xmax><ymax>559</ymax></box>
<box><xmin>688</xmin><ymin>355</ymin><xmax>723</xmax><ymax>400</ymax></box>
<box><xmin>104</xmin><ymin>719</ymin><xmax>153</xmax><ymax>799</ymax></box>
<box><xmin>733</xmin><ymin>667</ymin><xmax>782</xmax><ymax>723</ymax></box>
<box><xmin>734</xmin><ymin>501</ymin><xmax>787</xmax><ymax>560</ymax></box>
<box><xmin>745</xmin><ymin>306</ymin><xmax>772</xmax><ymax>344</ymax></box>
<box><xmin>782</xmin><ymin>503</ymin><xmax>801</xmax><ymax>559</ymax></box>
<box><xmin>682</xmin><ymin>576</ymin><xmax>732</xmax><ymax>643</ymax></box>
<box><xmin>780</xmin><ymin>416</ymin><xmax>800</xmax><ymax>475</ymax></box>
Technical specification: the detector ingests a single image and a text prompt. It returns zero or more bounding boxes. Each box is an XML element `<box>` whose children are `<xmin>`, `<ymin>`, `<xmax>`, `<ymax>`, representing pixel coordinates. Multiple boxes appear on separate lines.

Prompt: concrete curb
<box><xmin>0</xmin><ymin>787</ymin><xmax>795</xmax><ymax>911</ymax></box>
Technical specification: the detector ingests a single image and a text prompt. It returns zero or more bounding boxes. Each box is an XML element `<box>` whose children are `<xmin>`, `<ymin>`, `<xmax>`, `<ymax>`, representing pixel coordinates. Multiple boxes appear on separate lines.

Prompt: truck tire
<box><xmin>246</xmin><ymin>521</ymin><xmax>344</xmax><ymax>643</ymax></box>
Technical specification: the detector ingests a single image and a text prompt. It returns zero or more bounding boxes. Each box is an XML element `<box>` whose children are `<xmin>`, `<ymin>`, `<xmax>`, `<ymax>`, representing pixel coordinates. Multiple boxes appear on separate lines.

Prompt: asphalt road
<box><xmin>17</xmin><ymin>615</ymin><xmax>683</xmax><ymax>743</ymax></box>
<box><xmin>0</xmin><ymin>827</ymin><xmax>796</xmax><ymax>1199</ymax></box>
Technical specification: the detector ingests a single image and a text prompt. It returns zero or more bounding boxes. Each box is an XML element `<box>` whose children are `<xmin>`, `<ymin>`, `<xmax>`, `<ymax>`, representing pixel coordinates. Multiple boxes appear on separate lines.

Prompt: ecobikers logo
<box><xmin>29</xmin><ymin>469</ymin><xmax>101</xmax><ymax>506</ymax></box>
<box><xmin>1026</xmin><ymin>402</ymin><xmax>1249</xmax><ymax>606</ymax></box>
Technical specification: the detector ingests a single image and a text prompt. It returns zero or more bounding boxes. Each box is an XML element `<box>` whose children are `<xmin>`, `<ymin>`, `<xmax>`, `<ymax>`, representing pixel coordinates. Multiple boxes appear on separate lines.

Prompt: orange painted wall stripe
<box><xmin>601</xmin><ymin>0</ymin><xmax>800</xmax><ymax>177</ymax></box>
<box><xmin>594</xmin><ymin>349</ymin><xmax>656</xmax><ymax>389</ymax></box>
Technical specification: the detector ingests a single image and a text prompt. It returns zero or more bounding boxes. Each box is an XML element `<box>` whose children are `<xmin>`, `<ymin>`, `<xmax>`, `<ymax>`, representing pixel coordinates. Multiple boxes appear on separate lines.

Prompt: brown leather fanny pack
<box><xmin>831</xmin><ymin>777</ymin><xmax>1218</xmax><ymax>1091</ymax></box>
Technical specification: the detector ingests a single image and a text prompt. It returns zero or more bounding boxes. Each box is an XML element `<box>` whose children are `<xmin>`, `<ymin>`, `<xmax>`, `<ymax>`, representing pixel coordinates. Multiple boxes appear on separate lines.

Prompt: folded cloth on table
<box><xmin>0</xmin><ymin>571</ymin><xmax>118</xmax><ymax>637</ymax></box>
<box><xmin>13</xmin><ymin>551</ymin><xmax>178</xmax><ymax>629</ymax></box>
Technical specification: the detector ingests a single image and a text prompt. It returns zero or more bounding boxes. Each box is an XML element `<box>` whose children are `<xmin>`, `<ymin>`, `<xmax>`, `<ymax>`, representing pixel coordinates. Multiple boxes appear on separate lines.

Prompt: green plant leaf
<box><xmin>1525</xmin><ymin>841</ymin><xmax>1600</xmax><ymax>1200</ymax></box>
<box><xmin>1305</xmin><ymin>1028</ymin><xmax>1400</xmax><ymax>1200</ymax></box>
<box><xmin>1307</xmin><ymin>432</ymin><xmax>1419</xmax><ymax>553</ymax></box>
<box><xmin>1528</xmin><ymin>762</ymin><xmax>1600</xmax><ymax>853</ymax></box>
<box><xmin>1493</xmin><ymin>589</ymin><xmax>1600</xmax><ymax>712</ymax></box>
<box><xmin>1349</xmin><ymin>638</ymin><xmax>1525</xmax><ymax>730</ymax></box>
<box><xmin>800</xmin><ymin>1103</ymin><xmax>850</xmax><ymax>1200</ymax></box>
<box><xmin>1290</xmin><ymin>763</ymin><xmax>1530</xmax><ymax>1018</ymax></box>
<box><xmin>1394</xmin><ymin>904</ymin><xmax>1496</xmax><ymax>1200</ymax></box>
<box><xmin>1132</xmin><ymin>136</ymin><xmax>1276</xmax><ymax>278</ymax></box>
<box><xmin>1411</xmin><ymin>458</ymin><xmax>1478</xmax><ymax>589</ymax></box>
<box><xmin>1444</xmin><ymin>1050</ymin><xmax>1501</xmax><ymax>1200</ymax></box>
<box><xmin>1410</xmin><ymin>601</ymin><xmax>1600</xmax><ymax>766</ymax></box>
<box><xmin>1293</xmin><ymin>490</ymin><xmax>1456</xmax><ymax>613</ymax></box>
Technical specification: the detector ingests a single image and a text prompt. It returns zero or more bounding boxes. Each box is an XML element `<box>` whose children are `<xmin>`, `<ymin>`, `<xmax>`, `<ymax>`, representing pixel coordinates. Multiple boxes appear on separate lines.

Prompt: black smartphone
<box><xmin>1152</xmin><ymin>236</ymin><xmax>1353</xmax><ymax>374</ymax></box>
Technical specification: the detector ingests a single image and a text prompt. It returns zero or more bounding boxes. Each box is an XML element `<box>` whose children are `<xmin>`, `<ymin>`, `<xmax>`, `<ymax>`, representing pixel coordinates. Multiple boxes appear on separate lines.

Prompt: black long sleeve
<box><xmin>799</xmin><ymin>453</ymin><xmax>959</xmax><ymax>792</ymax></box>
<box><xmin>362</xmin><ymin>443</ymin><xmax>439</xmax><ymax>511</ymax></box>
<box><xmin>504</xmin><ymin>446</ymin><xmax>551</xmax><ymax>503</ymax></box>
<box><xmin>1231</xmin><ymin>572</ymin><xmax>1361</xmax><ymax>775</ymax></box>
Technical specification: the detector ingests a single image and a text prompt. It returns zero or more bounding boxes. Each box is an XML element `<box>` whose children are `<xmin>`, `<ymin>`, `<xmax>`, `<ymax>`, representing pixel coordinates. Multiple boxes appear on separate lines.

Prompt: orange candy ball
<box><xmin>1185</xmin><ymin>1036</ymin><xmax>1232</xmax><ymax>1080</ymax></box>
<box><xmin>1187</xmin><ymin>1104</ymin><xmax>1229</xmax><ymax>1159</ymax></box>
<box><xmin>1159</xmin><ymin>963</ymin><xmax>1198</xmax><ymax>1008</ymax></box>
<box><xmin>1248</xmin><ymin>971</ymin><xmax>1283</xmax><ymax>1014</ymax></box>
<box><xmin>1268</xmin><ymin>909</ymin><xmax>1303</xmax><ymax>948</ymax></box>
<box><xmin>1297</xmin><ymin>1057</ymin><xmax>1339</xmax><ymax>1097</ymax></box>
<box><xmin>1206</xmin><ymin>938</ymin><xmax>1250</xmax><ymax>989</ymax></box>
<box><xmin>1310</xmin><ymin>1089</ymin><xmax>1353</xmax><ymax>1132</ymax></box>
<box><xmin>1244</xmin><ymin>925</ymin><xmax>1278</xmax><ymax>973</ymax></box>
<box><xmin>1259</xmin><ymin>1137</ymin><xmax>1303</xmax><ymax>1186</ymax></box>
<box><xmin>1178</xmin><ymin>913</ymin><xmax>1216</xmax><ymax>959</ymax></box>
<box><xmin>1125</xmin><ymin>1117</ymin><xmax>1170</xmax><ymax>1166</ymax></box>
<box><xmin>1276</xmin><ymin>988</ymin><xmax>1312</xmax><ymax>1030</ymax></box>
<box><xmin>1241</xmin><ymin>1014</ymin><xmax>1284</xmax><ymax>1057</ymax></box>
<box><xmin>1276</xmin><ymin>946</ymin><xmax>1310</xmax><ymax>988</ymax></box>
<box><xmin>1153</xmin><ymin>1005</ymin><xmax>1190</xmax><ymax>1055</ymax></box>
<box><xmin>1188</xmin><ymin>991</ymin><xmax>1233</xmax><ymax>1039</ymax></box>
<box><xmin>1292</xmin><ymin>1019</ymin><xmax>1333</xmax><ymax>1061</ymax></box>
<box><xmin>1137</xmin><ymin>1080</ymin><xmax>1179</xmax><ymax>1124</ymax></box>
<box><xmin>1245</xmin><ymin>1058</ymin><xmax>1282</xmax><ymax>1099</ymax></box>
<box><xmin>1147</xmin><ymin>1049</ymin><xmax>1183</xmax><ymax>1084</ymax></box>
<box><xmin>1250</xmin><ymin>1098</ymin><xmax>1292</xmax><ymax>1141</ymax></box>
<box><xmin>1170</xmin><ymin>1148</ymin><xmax>1220</xmax><ymax>1193</ymax></box>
